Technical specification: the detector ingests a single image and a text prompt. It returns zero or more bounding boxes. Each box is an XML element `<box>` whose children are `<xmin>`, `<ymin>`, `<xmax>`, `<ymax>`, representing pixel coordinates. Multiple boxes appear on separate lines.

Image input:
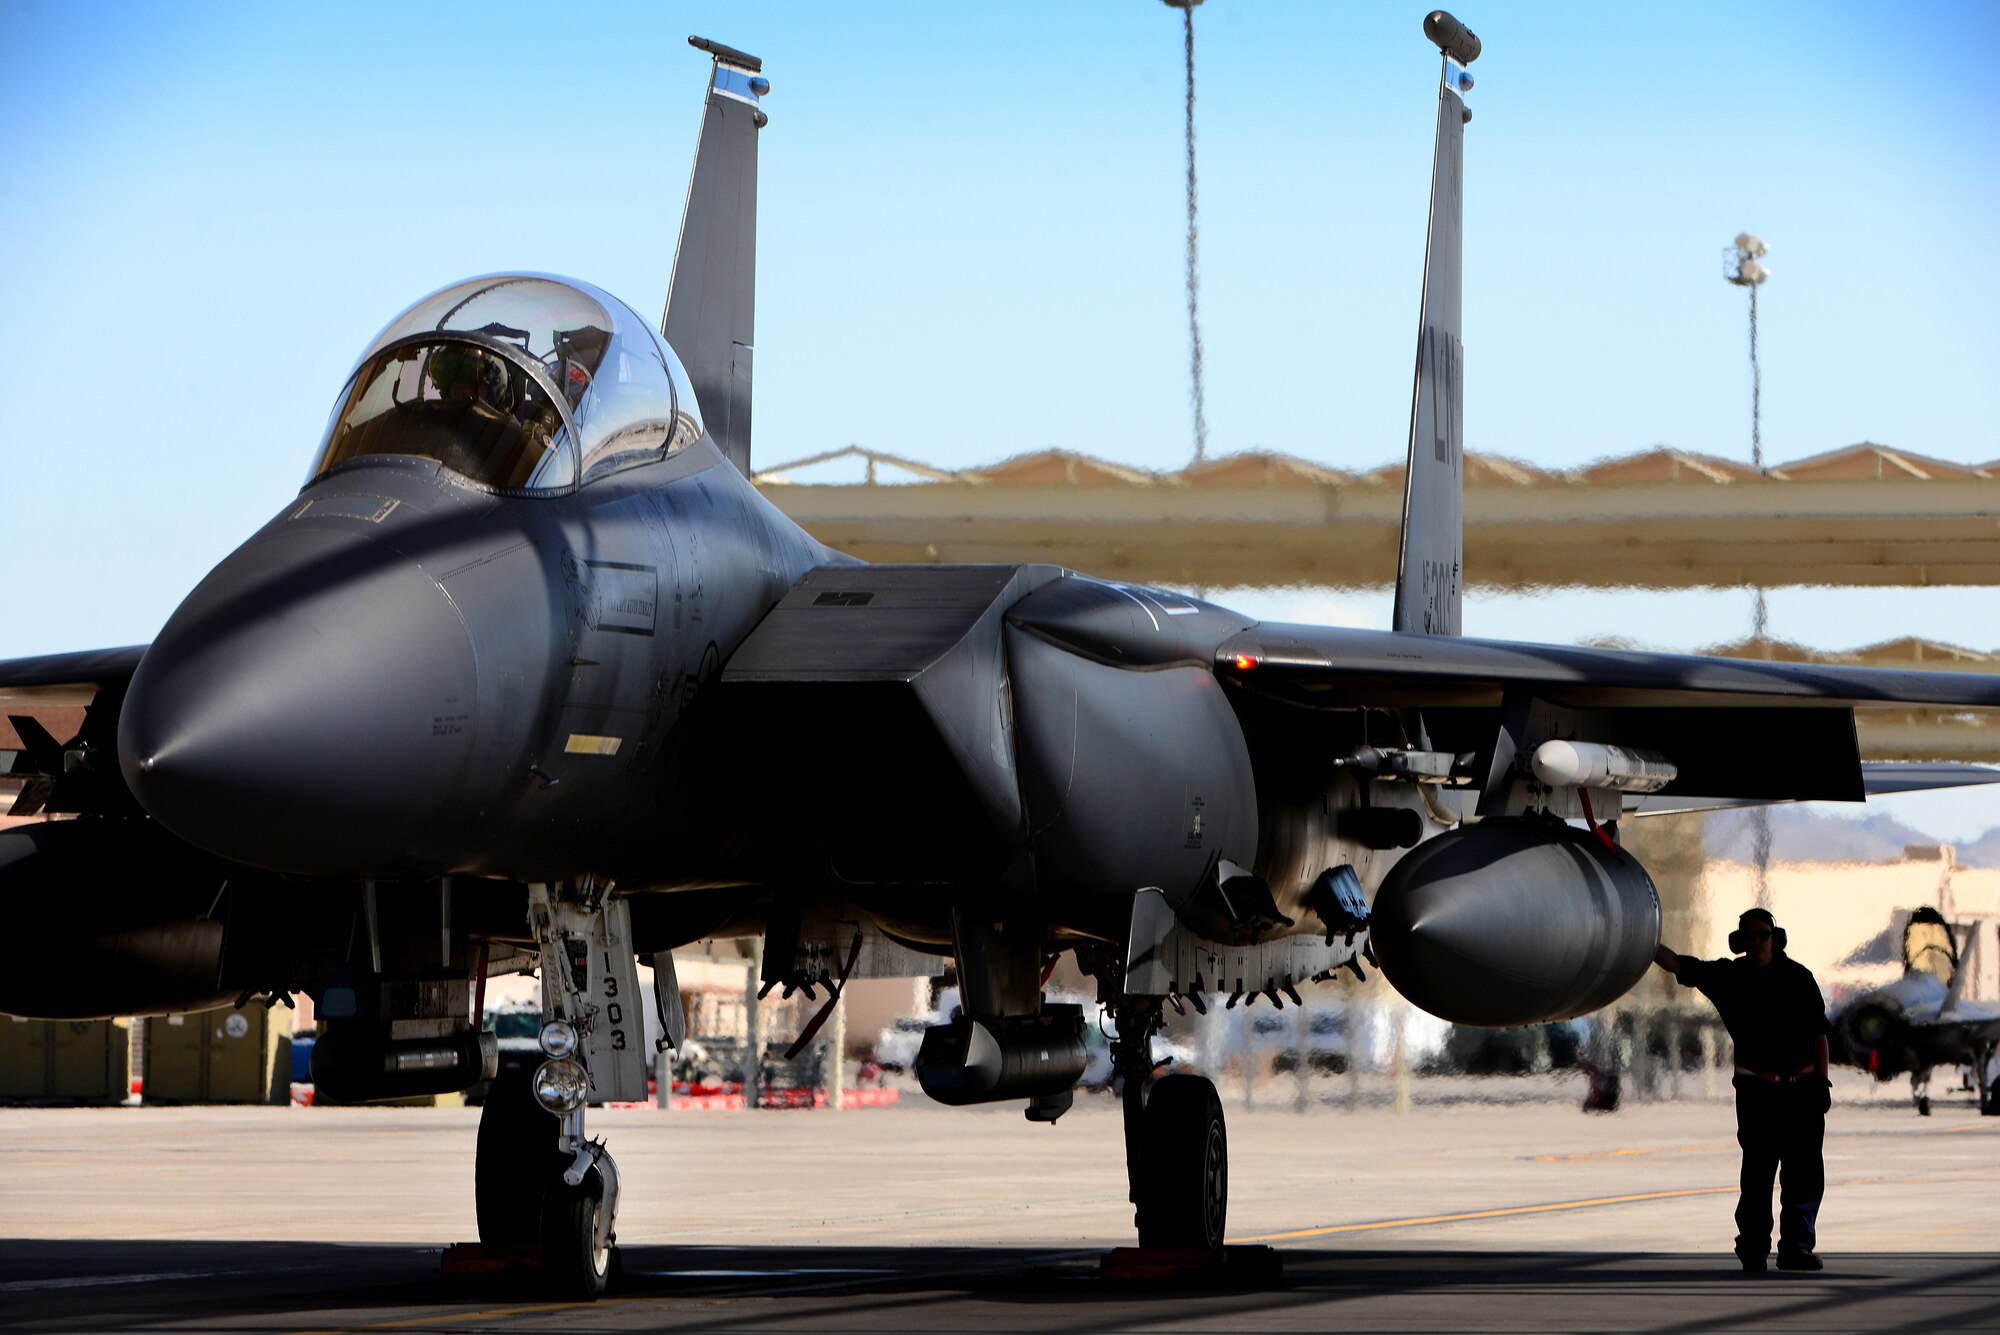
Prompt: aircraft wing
<box><xmin>0</xmin><ymin>645</ymin><xmax>148</xmax><ymax>707</ymax></box>
<box><xmin>1216</xmin><ymin>622</ymin><xmax>2000</xmax><ymax>808</ymax></box>
<box><xmin>1917</xmin><ymin>1002</ymin><xmax>2000</xmax><ymax>1044</ymax></box>
<box><xmin>0</xmin><ymin>645</ymin><xmax>148</xmax><ymax>817</ymax></box>
<box><xmin>1218</xmin><ymin>623</ymin><xmax>2000</xmax><ymax>712</ymax></box>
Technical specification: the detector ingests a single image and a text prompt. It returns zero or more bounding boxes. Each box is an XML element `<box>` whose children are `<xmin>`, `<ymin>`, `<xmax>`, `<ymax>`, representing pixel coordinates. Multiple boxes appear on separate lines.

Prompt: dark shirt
<box><xmin>1676</xmin><ymin>953</ymin><xmax>1830</xmax><ymax>1075</ymax></box>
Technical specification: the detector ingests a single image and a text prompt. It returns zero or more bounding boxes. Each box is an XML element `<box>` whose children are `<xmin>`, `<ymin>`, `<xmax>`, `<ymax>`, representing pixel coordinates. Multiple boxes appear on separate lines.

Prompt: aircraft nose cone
<box><xmin>119</xmin><ymin>526</ymin><xmax>478</xmax><ymax>874</ymax></box>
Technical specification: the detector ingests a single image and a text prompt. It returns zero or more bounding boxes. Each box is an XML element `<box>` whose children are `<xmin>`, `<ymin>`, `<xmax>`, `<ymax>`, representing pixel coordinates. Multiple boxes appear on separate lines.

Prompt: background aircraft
<box><xmin>1834</xmin><ymin>907</ymin><xmax>2000</xmax><ymax>1115</ymax></box>
<box><xmin>3</xmin><ymin>15</ymin><xmax>1998</xmax><ymax>1300</ymax></box>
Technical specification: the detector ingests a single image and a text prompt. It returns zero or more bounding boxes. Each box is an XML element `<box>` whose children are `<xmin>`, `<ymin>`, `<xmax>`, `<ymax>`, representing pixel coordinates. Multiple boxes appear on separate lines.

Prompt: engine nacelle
<box><xmin>1832</xmin><ymin>972</ymin><xmax>1944</xmax><ymax>1079</ymax></box>
<box><xmin>1370</xmin><ymin>818</ymin><xmax>1660</xmax><ymax>1026</ymax></box>
<box><xmin>914</xmin><ymin>1005</ymin><xmax>1087</xmax><ymax>1106</ymax></box>
<box><xmin>1007</xmin><ymin>627</ymin><xmax>1258</xmax><ymax>911</ymax></box>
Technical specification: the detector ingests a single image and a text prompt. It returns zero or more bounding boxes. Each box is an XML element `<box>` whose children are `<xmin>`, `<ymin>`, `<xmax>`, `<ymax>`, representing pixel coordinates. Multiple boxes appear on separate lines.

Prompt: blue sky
<box><xmin>2</xmin><ymin>1</ymin><xmax>1996</xmax><ymax>834</ymax></box>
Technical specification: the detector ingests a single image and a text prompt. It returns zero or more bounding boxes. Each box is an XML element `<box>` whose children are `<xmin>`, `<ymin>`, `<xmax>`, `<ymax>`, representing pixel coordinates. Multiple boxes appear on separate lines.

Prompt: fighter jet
<box><xmin>1834</xmin><ymin>907</ymin><xmax>2000</xmax><ymax>1116</ymax></box>
<box><xmin>4</xmin><ymin>17</ymin><xmax>1999</xmax><ymax>1297</ymax></box>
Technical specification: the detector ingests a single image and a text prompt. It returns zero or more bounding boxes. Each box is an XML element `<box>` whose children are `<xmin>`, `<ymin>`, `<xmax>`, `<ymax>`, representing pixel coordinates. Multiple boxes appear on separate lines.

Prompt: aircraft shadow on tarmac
<box><xmin>5</xmin><ymin>1240</ymin><xmax>1999</xmax><ymax>1334</ymax></box>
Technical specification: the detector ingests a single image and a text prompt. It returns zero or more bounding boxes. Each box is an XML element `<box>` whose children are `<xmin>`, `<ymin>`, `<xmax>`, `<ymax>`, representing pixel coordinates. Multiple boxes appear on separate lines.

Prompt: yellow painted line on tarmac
<box><xmin>289</xmin><ymin>1306</ymin><xmax>560</xmax><ymax>1334</ymax></box>
<box><xmin>1235</xmin><ymin>1174</ymin><xmax>1918</xmax><ymax>1246</ymax></box>
<box><xmin>1230</xmin><ymin>1185</ymin><xmax>1738</xmax><ymax>1244</ymax></box>
<box><xmin>289</xmin><ymin>1297</ymin><xmax>736</xmax><ymax>1335</ymax></box>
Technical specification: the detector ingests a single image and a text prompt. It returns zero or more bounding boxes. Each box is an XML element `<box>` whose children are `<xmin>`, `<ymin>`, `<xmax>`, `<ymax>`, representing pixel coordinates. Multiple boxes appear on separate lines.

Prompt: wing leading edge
<box><xmin>0</xmin><ymin>644</ymin><xmax>148</xmax><ymax>817</ymax></box>
<box><xmin>0</xmin><ymin>645</ymin><xmax>149</xmax><ymax>707</ymax></box>
<box><xmin>1220</xmin><ymin>623</ymin><xmax>2000</xmax><ymax>712</ymax></box>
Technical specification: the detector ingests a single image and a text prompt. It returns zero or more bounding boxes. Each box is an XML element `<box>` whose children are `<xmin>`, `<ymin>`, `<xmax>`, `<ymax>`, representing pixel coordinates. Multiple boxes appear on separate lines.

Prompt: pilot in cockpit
<box><xmin>311</xmin><ymin>274</ymin><xmax>703</xmax><ymax>495</ymax></box>
<box><xmin>415</xmin><ymin>344</ymin><xmax>542</xmax><ymax>480</ymax></box>
<box><xmin>426</xmin><ymin>345</ymin><xmax>493</xmax><ymax>404</ymax></box>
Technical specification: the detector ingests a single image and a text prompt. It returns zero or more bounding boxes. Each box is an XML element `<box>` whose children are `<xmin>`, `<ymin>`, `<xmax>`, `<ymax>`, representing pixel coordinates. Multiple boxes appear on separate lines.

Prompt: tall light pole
<box><xmin>1725</xmin><ymin>232</ymin><xmax>1773</xmax><ymax>906</ymax></box>
<box><xmin>1724</xmin><ymin>233</ymin><xmax>1770</xmax><ymax>470</ymax></box>
<box><xmin>1163</xmin><ymin>0</ymin><xmax>1208</xmax><ymax>463</ymax></box>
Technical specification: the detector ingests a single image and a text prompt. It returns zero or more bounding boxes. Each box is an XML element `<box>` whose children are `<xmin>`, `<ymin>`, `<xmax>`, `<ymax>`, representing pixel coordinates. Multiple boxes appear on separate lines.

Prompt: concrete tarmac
<box><xmin>3</xmin><ymin>1069</ymin><xmax>1996</xmax><ymax>1332</ymax></box>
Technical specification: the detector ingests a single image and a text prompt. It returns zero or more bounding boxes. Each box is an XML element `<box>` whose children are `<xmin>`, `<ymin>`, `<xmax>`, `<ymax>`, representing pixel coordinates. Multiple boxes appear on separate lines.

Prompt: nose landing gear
<box><xmin>464</xmin><ymin>883</ymin><xmax>643</xmax><ymax>1299</ymax></box>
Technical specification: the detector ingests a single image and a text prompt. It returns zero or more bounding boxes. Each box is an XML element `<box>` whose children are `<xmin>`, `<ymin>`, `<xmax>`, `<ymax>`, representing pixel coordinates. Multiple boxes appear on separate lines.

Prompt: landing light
<box><xmin>532</xmin><ymin>1057</ymin><xmax>588</xmax><ymax>1112</ymax></box>
<box><xmin>539</xmin><ymin>1018</ymin><xmax>579</xmax><ymax>1058</ymax></box>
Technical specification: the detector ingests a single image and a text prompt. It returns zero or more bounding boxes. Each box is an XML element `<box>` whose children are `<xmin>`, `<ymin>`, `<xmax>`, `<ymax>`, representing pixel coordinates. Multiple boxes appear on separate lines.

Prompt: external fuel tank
<box><xmin>1368</xmin><ymin>818</ymin><xmax>1660</xmax><ymax>1027</ymax></box>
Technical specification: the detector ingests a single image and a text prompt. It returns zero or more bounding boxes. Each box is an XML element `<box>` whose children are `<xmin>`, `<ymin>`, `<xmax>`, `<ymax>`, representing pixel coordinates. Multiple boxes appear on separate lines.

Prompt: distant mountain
<box><xmin>1703</xmin><ymin>806</ymin><xmax>1963</xmax><ymax>865</ymax></box>
<box><xmin>1959</xmin><ymin>827</ymin><xmax>2000</xmax><ymax>869</ymax></box>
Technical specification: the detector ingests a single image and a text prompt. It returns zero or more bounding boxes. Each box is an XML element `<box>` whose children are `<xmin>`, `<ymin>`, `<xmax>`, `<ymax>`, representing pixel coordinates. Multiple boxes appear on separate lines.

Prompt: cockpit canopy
<box><xmin>309</xmin><ymin>275</ymin><xmax>704</xmax><ymax>492</ymax></box>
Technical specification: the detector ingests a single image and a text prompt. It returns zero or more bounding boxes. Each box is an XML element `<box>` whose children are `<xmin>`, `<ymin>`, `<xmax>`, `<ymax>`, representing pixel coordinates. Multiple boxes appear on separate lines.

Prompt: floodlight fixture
<box><xmin>1722</xmin><ymin>232</ymin><xmax>1771</xmax><ymax>470</ymax></box>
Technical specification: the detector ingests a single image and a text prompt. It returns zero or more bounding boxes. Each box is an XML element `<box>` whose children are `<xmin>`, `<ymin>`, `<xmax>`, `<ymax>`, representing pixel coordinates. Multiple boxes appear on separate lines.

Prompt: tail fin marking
<box><xmin>1391</xmin><ymin>14</ymin><xmax>1479</xmax><ymax>637</ymax></box>
<box><xmin>665</xmin><ymin>36</ymin><xmax>767</xmax><ymax>476</ymax></box>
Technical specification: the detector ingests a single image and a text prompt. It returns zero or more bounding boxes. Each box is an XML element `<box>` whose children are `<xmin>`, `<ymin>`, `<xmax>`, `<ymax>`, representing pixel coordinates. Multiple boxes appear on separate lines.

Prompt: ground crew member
<box><xmin>1654</xmin><ymin>908</ymin><xmax>1831</xmax><ymax>1272</ymax></box>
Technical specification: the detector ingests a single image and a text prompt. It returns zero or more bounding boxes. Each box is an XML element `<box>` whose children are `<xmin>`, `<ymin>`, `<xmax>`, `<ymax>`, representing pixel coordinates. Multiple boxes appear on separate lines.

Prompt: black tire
<box><xmin>475</xmin><ymin>1065</ymin><xmax>563</xmax><ymax>1246</ymax></box>
<box><xmin>1917</xmin><ymin>1095</ymin><xmax>1931</xmax><ymax>1117</ymax></box>
<box><xmin>1135</xmin><ymin>1073</ymin><xmax>1227</xmax><ymax>1249</ymax></box>
<box><xmin>541</xmin><ymin>1170</ymin><xmax>615</xmax><ymax>1300</ymax></box>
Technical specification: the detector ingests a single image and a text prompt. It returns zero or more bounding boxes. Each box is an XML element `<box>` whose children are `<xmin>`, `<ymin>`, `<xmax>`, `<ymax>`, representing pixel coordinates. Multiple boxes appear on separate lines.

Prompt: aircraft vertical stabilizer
<box><xmin>665</xmin><ymin>37</ymin><xmax>767</xmax><ymax>475</ymax></box>
<box><xmin>1391</xmin><ymin>13</ymin><xmax>1480</xmax><ymax>636</ymax></box>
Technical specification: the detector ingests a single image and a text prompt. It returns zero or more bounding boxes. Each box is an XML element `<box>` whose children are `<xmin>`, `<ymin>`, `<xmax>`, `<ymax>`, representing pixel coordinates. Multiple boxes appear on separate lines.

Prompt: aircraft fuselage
<box><xmin>117</xmin><ymin>440</ymin><xmax>831</xmax><ymax>886</ymax></box>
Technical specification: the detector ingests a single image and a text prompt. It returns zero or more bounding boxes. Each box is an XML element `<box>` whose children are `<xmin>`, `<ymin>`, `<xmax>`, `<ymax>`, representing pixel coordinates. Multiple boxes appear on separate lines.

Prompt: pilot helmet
<box><xmin>427</xmin><ymin>345</ymin><xmax>483</xmax><ymax>399</ymax></box>
<box><xmin>425</xmin><ymin>344</ymin><xmax>510</xmax><ymax>407</ymax></box>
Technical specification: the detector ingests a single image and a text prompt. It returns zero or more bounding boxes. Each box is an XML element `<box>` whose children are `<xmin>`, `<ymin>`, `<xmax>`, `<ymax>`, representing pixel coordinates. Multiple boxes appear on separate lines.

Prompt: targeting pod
<box><xmin>311</xmin><ymin>1024</ymin><xmax>498</xmax><ymax>1103</ymax></box>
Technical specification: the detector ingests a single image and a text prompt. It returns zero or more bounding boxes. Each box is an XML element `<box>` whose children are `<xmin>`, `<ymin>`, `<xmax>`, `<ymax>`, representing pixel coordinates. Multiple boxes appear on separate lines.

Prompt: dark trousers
<box><xmin>1733</xmin><ymin>1077</ymin><xmax>1825</xmax><ymax>1254</ymax></box>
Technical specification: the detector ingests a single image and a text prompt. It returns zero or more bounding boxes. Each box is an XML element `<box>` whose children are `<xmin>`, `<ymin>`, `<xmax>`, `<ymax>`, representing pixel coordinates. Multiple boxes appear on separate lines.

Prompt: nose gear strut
<box><xmin>452</xmin><ymin>880</ymin><xmax>642</xmax><ymax>1299</ymax></box>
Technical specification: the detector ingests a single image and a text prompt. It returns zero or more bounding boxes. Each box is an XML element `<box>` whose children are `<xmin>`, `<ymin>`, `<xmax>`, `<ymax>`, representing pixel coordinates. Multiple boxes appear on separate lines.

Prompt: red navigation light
<box><xmin>1232</xmin><ymin>653</ymin><xmax>1260</xmax><ymax>670</ymax></box>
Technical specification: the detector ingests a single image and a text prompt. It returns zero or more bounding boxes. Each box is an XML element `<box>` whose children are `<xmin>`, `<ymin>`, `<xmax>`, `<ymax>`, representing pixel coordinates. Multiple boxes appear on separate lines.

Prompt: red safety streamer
<box><xmin>1577</xmin><ymin>789</ymin><xmax>1621</xmax><ymax>859</ymax></box>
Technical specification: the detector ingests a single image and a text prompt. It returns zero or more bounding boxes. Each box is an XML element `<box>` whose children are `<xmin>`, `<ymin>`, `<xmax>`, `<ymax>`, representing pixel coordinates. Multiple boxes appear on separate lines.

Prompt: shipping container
<box><xmin>144</xmin><ymin>1005</ymin><xmax>290</xmax><ymax>1105</ymax></box>
<box><xmin>0</xmin><ymin>1016</ymin><xmax>130</xmax><ymax>1104</ymax></box>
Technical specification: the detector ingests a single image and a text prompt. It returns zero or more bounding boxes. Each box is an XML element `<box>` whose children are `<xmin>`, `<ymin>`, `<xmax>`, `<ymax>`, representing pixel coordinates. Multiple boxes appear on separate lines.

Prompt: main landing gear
<box><xmin>1109</xmin><ymin>999</ymin><xmax>1229</xmax><ymax>1249</ymax></box>
<box><xmin>467</xmin><ymin>883</ymin><xmax>639</xmax><ymax>1299</ymax></box>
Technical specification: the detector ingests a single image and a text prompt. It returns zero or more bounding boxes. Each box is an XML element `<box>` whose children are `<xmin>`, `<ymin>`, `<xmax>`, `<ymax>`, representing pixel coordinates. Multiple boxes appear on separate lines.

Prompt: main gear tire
<box><xmin>1134</xmin><ymin>1073</ymin><xmax>1228</xmax><ymax>1249</ymax></box>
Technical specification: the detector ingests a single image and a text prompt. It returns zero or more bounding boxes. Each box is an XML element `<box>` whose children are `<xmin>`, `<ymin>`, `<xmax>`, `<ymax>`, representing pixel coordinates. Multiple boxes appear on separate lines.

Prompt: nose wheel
<box><xmin>474</xmin><ymin>1065</ymin><xmax>564</xmax><ymax>1245</ymax></box>
<box><xmin>541</xmin><ymin>1166</ymin><xmax>617</xmax><ymax>1298</ymax></box>
<box><xmin>464</xmin><ymin>883</ymin><xmax>639</xmax><ymax>1299</ymax></box>
<box><xmin>473</xmin><ymin>1063</ymin><xmax>622</xmax><ymax>1299</ymax></box>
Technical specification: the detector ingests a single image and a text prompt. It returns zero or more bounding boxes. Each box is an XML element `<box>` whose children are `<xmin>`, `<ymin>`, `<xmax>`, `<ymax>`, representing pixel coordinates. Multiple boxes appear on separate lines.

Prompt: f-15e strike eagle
<box><xmin>1834</xmin><ymin>907</ymin><xmax>2000</xmax><ymax>1116</ymax></box>
<box><xmin>3</xmin><ymin>15</ymin><xmax>1997</xmax><ymax>1297</ymax></box>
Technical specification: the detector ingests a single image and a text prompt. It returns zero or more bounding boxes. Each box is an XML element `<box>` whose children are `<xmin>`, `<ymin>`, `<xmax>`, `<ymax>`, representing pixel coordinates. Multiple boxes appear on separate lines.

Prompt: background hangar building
<box><xmin>753</xmin><ymin>440</ymin><xmax>2000</xmax><ymax>764</ymax></box>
